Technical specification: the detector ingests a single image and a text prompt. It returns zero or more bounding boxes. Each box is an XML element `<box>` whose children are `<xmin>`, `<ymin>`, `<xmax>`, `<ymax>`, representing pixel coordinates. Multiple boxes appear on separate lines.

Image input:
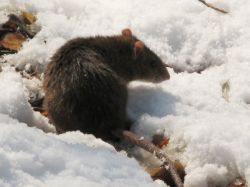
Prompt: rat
<box><xmin>43</xmin><ymin>28</ymin><xmax>170</xmax><ymax>141</ymax></box>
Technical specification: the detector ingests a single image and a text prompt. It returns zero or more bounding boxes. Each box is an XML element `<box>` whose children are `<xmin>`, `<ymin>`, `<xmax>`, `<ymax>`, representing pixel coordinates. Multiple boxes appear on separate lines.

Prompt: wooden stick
<box><xmin>122</xmin><ymin>130</ymin><xmax>184</xmax><ymax>187</ymax></box>
<box><xmin>198</xmin><ymin>0</ymin><xmax>228</xmax><ymax>14</ymax></box>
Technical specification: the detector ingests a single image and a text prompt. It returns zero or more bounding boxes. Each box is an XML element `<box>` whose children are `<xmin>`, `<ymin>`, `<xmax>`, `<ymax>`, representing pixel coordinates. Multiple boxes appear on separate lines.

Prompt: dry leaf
<box><xmin>0</xmin><ymin>27</ymin><xmax>13</xmax><ymax>38</ymax></box>
<box><xmin>149</xmin><ymin>166</ymin><xmax>166</xmax><ymax>180</ymax></box>
<box><xmin>228</xmin><ymin>177</ymin><xmax>246</xmax><ymax>187</ymax></box>
<box><xmin>152</xmin><ymin>134</ymin><xmax>169</xmax><ymax>148</ymax></box>
<box><xmin>22</xmin><ymin>12</ymin><xmax>36</xmax><ymax>24</ymax></box>
<box><xmin>0</xmin><ymin>33</ymin><xmax>26</xmax><ymax>51</ymax></box>
<box><xmin>2</xmin><ymin>20</ymin><xmax>18</xmax><ymax>31</ymax></box>
<box><xmin>42</xmin><ymin>111</ymin><xmax>48</xmax><ymax>117</ymax></box>
<box><xmin>149</xmin><ymin>160</ymin><xmax>185</xmax><ymax>187</ymax></box>
<box><xmin>173</xmin><ymin>160</ymin><xmax>185</xmax><ymax>179</ymax></box>
<box><xmin>2</xmin><ymin>14</ymin><xmax>25</xmax><ymax>32</ymax></box>
<box><xmin>222</xmin><ymin>80</ymin><xmax>230</xmax><ymax>102</ymax></box>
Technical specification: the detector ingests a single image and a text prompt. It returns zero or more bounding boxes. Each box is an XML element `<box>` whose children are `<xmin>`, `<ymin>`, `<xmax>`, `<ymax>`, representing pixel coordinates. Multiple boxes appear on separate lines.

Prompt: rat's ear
<box><xmin>122</xmin><ymin>28</ymin><xmax>132</xmax><ymax>38</ymax></box>
<box><xmin>134</xmin><ymin>41</ymin><xmax>144</xmax><ymax>58</ymax></box>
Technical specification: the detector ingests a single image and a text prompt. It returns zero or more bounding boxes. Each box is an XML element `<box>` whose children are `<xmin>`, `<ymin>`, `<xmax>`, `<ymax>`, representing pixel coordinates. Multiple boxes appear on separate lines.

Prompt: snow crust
<box><xmin>0</xmin><ymin>0</ymin><xmax>250</xmax><ymax>186</ymax></box>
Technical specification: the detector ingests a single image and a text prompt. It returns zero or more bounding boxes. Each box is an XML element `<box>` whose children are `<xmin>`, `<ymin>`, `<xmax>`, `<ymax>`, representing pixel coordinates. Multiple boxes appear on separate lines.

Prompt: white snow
<box><xmin>0</xmin><ymin>68</ymin><xmax>54</xmax><ymax>133</ymax></box>
<box><xmin>0</xmin><ymin>114</ymin><xmax>158</xmax><ymax>187</ymax></box>
<box><xmin>0</xmin><ymin>0</ymin><xmax>250</xmax><ymax>186</ymax></box>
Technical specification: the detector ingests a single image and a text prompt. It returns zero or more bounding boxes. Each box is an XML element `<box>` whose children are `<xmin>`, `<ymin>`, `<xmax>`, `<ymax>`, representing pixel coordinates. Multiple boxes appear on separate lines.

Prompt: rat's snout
<box><xmin>154</xmin><ymin>67</ymin><xmax>170</xmax><ymax>83</ymax></box>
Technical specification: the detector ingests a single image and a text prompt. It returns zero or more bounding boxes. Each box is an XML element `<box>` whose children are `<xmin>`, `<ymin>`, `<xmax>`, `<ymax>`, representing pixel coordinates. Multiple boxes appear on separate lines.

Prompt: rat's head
<box><xmin>121</xmin><ymin>28</ymin><xmax>170</xmax><ymax>83</ymax></box>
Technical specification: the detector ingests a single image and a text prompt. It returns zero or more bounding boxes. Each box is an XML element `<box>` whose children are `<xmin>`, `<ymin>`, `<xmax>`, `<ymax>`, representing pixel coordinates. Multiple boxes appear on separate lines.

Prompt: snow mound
<box><xmin>0</xmin><ymin>114</ymin><xmax>159</xmax><ymax>187</ymax></box>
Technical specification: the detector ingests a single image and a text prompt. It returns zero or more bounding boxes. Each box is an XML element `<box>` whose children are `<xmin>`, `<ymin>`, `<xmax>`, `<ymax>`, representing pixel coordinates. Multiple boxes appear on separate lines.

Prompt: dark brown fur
<box><xmin>43</xmin><ymin>29</ymin><xmax>170</xmax><ymax>141</ymax></box>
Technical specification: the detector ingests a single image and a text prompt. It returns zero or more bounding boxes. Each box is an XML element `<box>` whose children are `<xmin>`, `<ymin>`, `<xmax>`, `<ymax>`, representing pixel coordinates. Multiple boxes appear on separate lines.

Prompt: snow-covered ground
<box><xmin>0</xmin><ymin>0</ymin><xmax>250</xmax><ymax>186</ymax></box>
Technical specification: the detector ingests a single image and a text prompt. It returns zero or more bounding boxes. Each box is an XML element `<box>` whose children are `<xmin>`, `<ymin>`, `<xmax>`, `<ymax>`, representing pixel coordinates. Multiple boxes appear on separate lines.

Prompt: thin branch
<box><xmin>122</xmin><ymin>130</ymin><xmax>184</xmax><ymax>187</ymax></box>
<box><xmin>198</xmin><ymin>0</ymin><xmax>228</xmax><ymax>14</ymax></box>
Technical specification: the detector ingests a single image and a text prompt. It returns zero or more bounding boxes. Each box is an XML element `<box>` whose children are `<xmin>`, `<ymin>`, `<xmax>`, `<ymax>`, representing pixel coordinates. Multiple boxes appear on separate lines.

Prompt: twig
<box><xmin>198</xmin><ymin>0</ymin><xmax>228</xmax><ymax>14</ymax></box>
<box><xmin>122</xmin><ymin>130</ymin><xmax>184</xmax><ymax>187</ymax></box>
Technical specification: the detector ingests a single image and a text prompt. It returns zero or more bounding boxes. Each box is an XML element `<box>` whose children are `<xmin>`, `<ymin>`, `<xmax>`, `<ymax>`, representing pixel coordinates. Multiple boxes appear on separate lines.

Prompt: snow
<box><xmin>0</xmin><ymin>68</ymin><xmax>55</xmax><ymax>133</ymax></box>
<box><xmin>0</xmin><ymin>115</ymin><xmax>158</xmax><ymax>187</ymax></box>
<box><xmin>0</xmin><ymin>0</ymin><xmax>250</xmax><ymax>186</ymax></box>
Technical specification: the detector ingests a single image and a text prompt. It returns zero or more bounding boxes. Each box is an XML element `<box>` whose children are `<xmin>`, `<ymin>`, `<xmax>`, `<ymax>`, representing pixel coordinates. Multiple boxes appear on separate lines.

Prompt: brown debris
<box><xmin>222</xmin><ymin>80</ymin><xmax>230</xmax><ymax>102</ymax></box>
<box><xmin>29</xmin><ymin>97</ymin><xmax>44</xmax><ymax>109</ymax></box>
<box><xmin>0</xmin><ymin>33</ymin><xmax>26</xmax><ymax>51</ymax></box>
<box><xmin>0</xmin><ymin>48</ymin><xmax>16</xmax><ymax>56</ymax></box>
<box><xmin>122</xmin><ymin>130</ymin><xmax>184</xmax><ymax>187</ymax></box>
<box><xmin>198</xmin><ymin>0</ymin><xmax>228</xmax><ymax>14</ymax></box>
<box><xmin>152</xmin><ymin>134</ymin><xmax>169</xmax><ymax>149</ymax></box>
<box><xmin>227</xmin><ymin>177</ymin><xmax>247</xmax><ymax>187</ymax></box>
<box><xmin>150</xmin><ymin>160</ymin><xmax>185</xmax><ymax>187</ymax></box>
<box><xmin>0</xmin><ymin>12</ymin><xmax>38</xmax><ymax>56</ymax></box>
<box><xmin>41</xmin><ymin>111</ymin><xmax>49</xmax><ymax>118</ymax></box>
<box><xmin>21</xmin><ymin>11</ymin><xmax>36</xmax><ymax>25</ymax></box>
